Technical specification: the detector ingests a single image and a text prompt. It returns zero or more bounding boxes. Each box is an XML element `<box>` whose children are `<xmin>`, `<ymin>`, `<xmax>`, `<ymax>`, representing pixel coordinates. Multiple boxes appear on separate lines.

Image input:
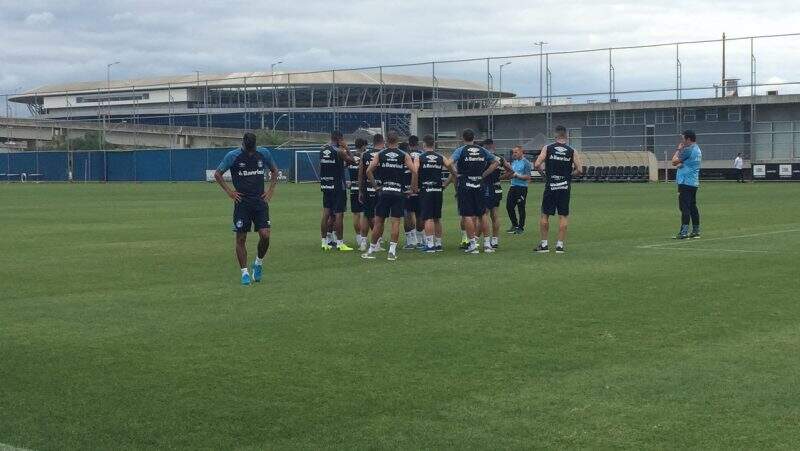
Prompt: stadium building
<box><xmin>8</xmin><ymin>71</ymin><xmax>513</xmax><ymax>135</ymax></box>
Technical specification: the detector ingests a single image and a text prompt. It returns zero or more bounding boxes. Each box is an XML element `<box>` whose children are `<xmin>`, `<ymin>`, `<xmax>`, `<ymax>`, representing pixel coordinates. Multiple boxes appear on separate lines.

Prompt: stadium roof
<box><xmin>11</xmin><ymin>71</ymin><xmax>512</xmax><ymax>102</ymax></box>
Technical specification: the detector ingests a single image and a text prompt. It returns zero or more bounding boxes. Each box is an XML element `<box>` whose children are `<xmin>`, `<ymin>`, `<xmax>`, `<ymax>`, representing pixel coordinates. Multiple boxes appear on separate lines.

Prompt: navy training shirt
<box><xmin>217</xmin><ymin>146</ymin><xmax>276</xmax><ymax>198</ymax></box>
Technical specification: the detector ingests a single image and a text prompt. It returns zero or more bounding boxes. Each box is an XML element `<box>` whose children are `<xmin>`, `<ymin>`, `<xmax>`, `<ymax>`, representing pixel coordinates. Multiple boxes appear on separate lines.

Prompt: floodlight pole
<box><xmin>499</xmin><ymin>62</ymin><xmax>512</xmax><ymax>102</ymax></box>
<box><xmin>104</xmin><ymin>61</ymin><xmax>120</xmax><ymax>150</ymax></box>
<box><xmin>271</xmin><ymin>61</ymin><xmax>282</xmax><ymax>132</ymax></box>
<box><xmin>534</xmin><ymin>41</ymin><xmax>547</xmax><ymax>104</ymax></box>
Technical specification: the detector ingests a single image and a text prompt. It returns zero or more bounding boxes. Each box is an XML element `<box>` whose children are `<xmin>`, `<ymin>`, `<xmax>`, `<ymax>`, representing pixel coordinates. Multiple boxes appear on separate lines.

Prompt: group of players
<box><xmin>318</xmin><ymin>126</ymin><xmax>582</xmax><ymax>261</ymax></box>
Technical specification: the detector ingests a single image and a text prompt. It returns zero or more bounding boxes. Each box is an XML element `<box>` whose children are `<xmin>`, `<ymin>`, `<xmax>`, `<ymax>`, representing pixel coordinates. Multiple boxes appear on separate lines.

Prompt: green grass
<box><xmin>1</xmin><ymin>181</ymin><xmax>799</xmax><ymax>450</ymax></box>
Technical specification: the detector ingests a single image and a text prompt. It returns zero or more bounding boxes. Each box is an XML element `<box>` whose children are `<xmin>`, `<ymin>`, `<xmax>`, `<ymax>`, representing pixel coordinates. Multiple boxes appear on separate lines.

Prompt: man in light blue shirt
<box><xmin>504</xmin><ymin>145</ymin><xmax>532</xmax><ymax>234</ymax></box>
<box><xmin>671</xmin><ymin>129</ymin><xmax>702</xmax><ymax>239</ymax></box>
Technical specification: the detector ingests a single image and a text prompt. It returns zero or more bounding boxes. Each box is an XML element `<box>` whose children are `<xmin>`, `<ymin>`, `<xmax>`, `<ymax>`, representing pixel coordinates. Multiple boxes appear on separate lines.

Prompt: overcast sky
<box><xmin>2</xmin><ymin>0</ymin><xmax>800</xmax><ymax>107</ymax></box>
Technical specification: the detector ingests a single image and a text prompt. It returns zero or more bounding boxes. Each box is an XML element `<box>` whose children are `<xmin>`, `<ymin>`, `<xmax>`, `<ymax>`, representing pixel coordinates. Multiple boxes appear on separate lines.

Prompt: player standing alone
<box><xmin>362</xmin><ymin>131</ymin><xmax>417</xmax><ymax>261</ymax></box>
<box><xmin>214</xmin><ymin>132</ymin><xmax>278</xmax><ymax>285</ymax></box>
<box><xmin>534</xmin><ymin>125</ymin><xmax>583</xmax><ymax>254</ymax></box>
<box><xmin>416</xmin><ymin>134</ymin><xmax>454</xmax><ymax>252</ymax></box>
<box><xmin>319</xmin><ymin>130</ymin><xmax>356</xmax><ymax>251</ymax></box>
<box><xmin>671</xmin><ymin>130</ymin><xmax>702</xmax><ymax>239</ymax></box>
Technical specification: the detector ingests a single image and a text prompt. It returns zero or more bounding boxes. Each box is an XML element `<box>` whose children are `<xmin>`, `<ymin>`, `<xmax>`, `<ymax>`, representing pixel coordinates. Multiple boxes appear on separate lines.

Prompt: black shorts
<box><xmin>322</xmin><ymin>189</ymin><xmax>346</xmax><ymax>214</ymax></box>
<box><xmin>484</xmin><ymin>185</ymin><xmax>503</xmax><ymax>210</ymax></box>
<box><xmin>233</xmin><ymin>198</ymin><xmax>270</xmax><ymax>233</ymax></box>
<box><xmin>404</xmin><ymin>195</ymin><xmax>420</xmax><ymax>215</ymax></box>
<box><xmin>350</xmin><ymin>190</ymin><xmax>363</xmax><ymax>213</ymax></box>
<box><xmin>375</xmin><ymin>194</ymin><xmax>404</xmax><ymax>219</ymax></box>
<box><xmin>420</xmin><ymin>190</ymin><xmax>443</xmax><ymax>220</ymax></box>
<box><xmin>457</xmin><ymin>187</ymin><xmax>486</xmax><ymax>217</ymax></box>
<box><xmin>362</xmin><ymin>192</ymin><xmax>377</xmax><ymax>219</ymax></box>
<box><xmin>541</xmin><ymin>188</ymin><xmax>571</xmax><ymax>216</ymax></box>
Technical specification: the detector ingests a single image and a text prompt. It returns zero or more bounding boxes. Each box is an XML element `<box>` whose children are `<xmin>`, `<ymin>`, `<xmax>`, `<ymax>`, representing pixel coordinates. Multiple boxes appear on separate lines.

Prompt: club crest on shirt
<box><xmin>386</xmin><ymin>151</ymin><xmax>399</xmax><ymax>159</ymax></box>
<box><xmin>238</xmin><ymin>162</ymin><xmax>246</xmax><ymax>168</ymax></box>
<box><xmin>426</xmin><ymin>154</ymin><xmax>439</xmax><ymax>162</ymax></box>
<box><xmin>554</xmin><ymin>146</ymin><xmax>568</xmax><ymax>155</ymax></box>
<box><xmin>322</xmin><ymin>149</ymin><xmax>332</xmax><ymax>158</ymax></box>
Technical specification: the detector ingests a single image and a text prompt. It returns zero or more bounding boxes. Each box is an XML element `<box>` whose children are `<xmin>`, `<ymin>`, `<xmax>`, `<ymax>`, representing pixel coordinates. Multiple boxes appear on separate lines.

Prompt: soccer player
<box><xmin>505</xmin><ymin>145</ymin><xmax>532</xmax><ymax>234</ymax></box>
<box><xmin>733</xmin><ymin>152</ymin><xmax>745</xmax><ymax>183</ymax></box>
<box><xmin>402</xmin><ymin>135</ymin><xmax>425</xmax><ymax>250</ymax></box>
<box><xmin>416</xmin><ymin>134</ymin><xmax>454</xmax><ymax>252</ymax></box>
<box><xmin>214</xmin><ymin>132</ymin><xmax>278</xmax><ymax>285</ymax></box>
<box><xmin>481</xmin><ymin>138</ymin><xmax>513</xmax><ymax>249</ymax></box>
<box><xmin>362</xmin><ymin>131</ymin><xmax>417</xmax><ymax>261</ymax></box>
<box><xmin>534</xmin><ymin>125</ymin><xmax>583</xmax><ymax>254</ymax></box>
<box><xmin>672</xmin><ymin>130</ymin><xmax>702</xmax><ymax>239</ymax></box>
<box><xmin>348</xmin><ymin>138</ymin><xmax>368</xmax><ymax>249</ymax></box>
<box><xmin>358</xmin><ymin>134</ymin><xmax>384</xmax><ymax>251</ymax></box>
<box><xmin>319</xmin><ymin>130</ymin><xmax>356</xmax><ymax>251</ymax></box>
<box><xmin>451</xmin><ymin>129</ymin><xmax>499</xmax><ymax>254</ymax></box>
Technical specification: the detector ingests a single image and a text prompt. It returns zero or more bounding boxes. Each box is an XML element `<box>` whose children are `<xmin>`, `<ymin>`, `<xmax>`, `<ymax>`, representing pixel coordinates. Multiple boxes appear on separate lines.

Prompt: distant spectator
<box><xmin>733</xmin><ymin>153</ymin><xmax>745</xmax><ymax>183</ymax></box>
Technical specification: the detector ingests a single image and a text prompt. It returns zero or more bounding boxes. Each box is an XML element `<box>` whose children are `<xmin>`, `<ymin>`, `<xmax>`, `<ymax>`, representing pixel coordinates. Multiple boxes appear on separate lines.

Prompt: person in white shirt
<box><xmin>733</xmin><ymin>153</ymin><xmax>745</xmax><ymax>183</ymax></box>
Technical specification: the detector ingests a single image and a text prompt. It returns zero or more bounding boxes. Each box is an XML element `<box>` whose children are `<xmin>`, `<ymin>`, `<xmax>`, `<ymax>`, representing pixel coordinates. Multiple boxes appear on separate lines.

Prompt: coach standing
<box><xmin>671</xmin><ymin>130</ymin><xmax>702</xmax><ymax>239</ymax></box>
<box><xmin>733</xmin><ymin>152</ymin><xmax>745</xmax><ymax>183</ymax></box>
<box><xmin>505</xmin><ymin>145</ymin><xmax>532</xmax><ymax>234</ymax></box>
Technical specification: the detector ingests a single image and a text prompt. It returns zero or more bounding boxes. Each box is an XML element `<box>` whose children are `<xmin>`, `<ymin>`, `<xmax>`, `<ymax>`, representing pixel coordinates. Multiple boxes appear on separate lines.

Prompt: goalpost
<box><xmin>293</xmin><ymin>150</ymin><xmax>321</xmax><ymax>183</ymax></box>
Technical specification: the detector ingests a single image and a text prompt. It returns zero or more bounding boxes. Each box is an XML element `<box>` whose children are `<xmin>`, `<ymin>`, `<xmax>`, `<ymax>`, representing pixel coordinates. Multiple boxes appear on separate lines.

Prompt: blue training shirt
<box><xmin>676</xmin><ymin>143</ymin><xmax>701</xmax><ymax>187</ymax></box>
<box><xmin>217</xmin><ymin>146</ymin><xmax>276</xmax><ymax>198</ymax></box>
<box><xmin>510</xmin><ymin>158</ymin><xmax>532</xmax><ymax>187</ymax></box>
<box><xmin>451</xmin><ymin>144</ymin><xmax>496</xmax><ymax>169</ymax></box>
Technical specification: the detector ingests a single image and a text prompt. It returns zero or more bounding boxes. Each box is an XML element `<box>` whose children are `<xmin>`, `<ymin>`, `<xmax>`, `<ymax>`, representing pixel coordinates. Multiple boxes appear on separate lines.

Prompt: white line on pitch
<box><xmin>638</xmin><ymin>228</ymin><xmax>800</xmax><ymax>249</ymax></box>
<box><xmin>0</xmin><ymin>443</ymin><xmax>34</xmax><ymax>451</ymax></box>
<box><xmin>641</xmin><ymin>247</ymin><xmax>771</xmax><ymax>254</ymax></box>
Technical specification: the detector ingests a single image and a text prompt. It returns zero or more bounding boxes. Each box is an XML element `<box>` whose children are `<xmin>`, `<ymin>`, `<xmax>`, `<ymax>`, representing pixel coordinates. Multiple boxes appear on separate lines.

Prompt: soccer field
<box><xmin>1</xmin><ymin>181</ymin><xmax>799</xmax><ymax>450</ymax></box>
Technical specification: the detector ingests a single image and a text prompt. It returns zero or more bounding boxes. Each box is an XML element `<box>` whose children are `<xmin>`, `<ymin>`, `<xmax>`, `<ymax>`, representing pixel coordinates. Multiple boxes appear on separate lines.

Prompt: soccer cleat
<box><xmin>434</xmin><ymin>245</ymin><xmax>443</xmax><ymax>252</ymax></box>
<box><xmin>359</xmin><ymin>241</ymin><xmax>368</xmax><ymax>252</ymax></box>
<box><xmin>672</xmin><ymin>234</ymin><xmax>689</xmax><ymax>240</ymax></box>
<box><xmin>555</xmin><ymin>245</ymin><xmax>566</xmax><ymax>254</ymax></box>
<box><xmin>361</xmin><ymin>252</ymin><xmax>376</xmax><ymax>259</ymax></box>
<box><xmin>321</xmin><ymin>243</ymin><xmax>333</xmax><ymax>251</ymax></box>
<box><xmin>425</xmin><ymin>246</ymin><xmax>437</xmax><ymax>253</ymax></box>
<box><xmin>387</xmin><ymin>251</ymin><xmax>398</xmax><ymax>261</ymax></box>
<box><xmin>252</xmin><ymin>263</ymin><xmax>263</xmax><ymax>282</ymax></box>
<box><xmin>337</xmin><ymin>243</ymin><xmax>354</xmax><ymax>251</ymax></box>
<box><xmin>514</xmin><ymin>228</ymin><xmax>524</xmax><ymax>234</ymax></box>
<box><xmin>506</xmin><ymin>227</ymin><xmax>518</xmax><ymax>234</ymax></box>
<box><xmin>460</xmin><ymin>241</ymin><xmax>469</xmax><ymax>250</ymax></box>
<box><xmin>483</xmin><ymin>246</ymin><xmax>495</xmax><ymax>253</ymax></box>
<box><xmin>241</xmin><ymin>272</ymin><xmax>252</xmax><ymax>286</ymax></box>
<box><xmin>416</xmin><ymin>242</ymin><xmax>426</xmax><ymax>250</ymax></box>
<box><xmin>464</xmin><ymin>245</ymin><xmax>480</xmax><ymax>254</ymax></box>
<box><xmin>534</xmin><ymin>244</ymin><xmax>549</xmax><ymax>253</ymax></box>
<box><xmin>403</xmin><ymin>243</ymin><xmax>416</xmax><ymax>250</ymax></box>
<box><xmin>492</xmin><ymin>243</ymin><xmax>499</xmax><ymax>249</ymax></box>
<box><xmin>690</xmin><ymin>232</ymin><xmax>701</xmax><ymax>239</ymax></box>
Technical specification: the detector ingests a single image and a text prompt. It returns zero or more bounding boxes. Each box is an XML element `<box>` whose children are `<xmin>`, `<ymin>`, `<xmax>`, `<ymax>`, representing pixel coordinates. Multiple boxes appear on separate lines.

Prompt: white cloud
<box><xmin>24</xmin><ymin>11</ymin><xmax>55</xmax><ymax>26</ymax></box>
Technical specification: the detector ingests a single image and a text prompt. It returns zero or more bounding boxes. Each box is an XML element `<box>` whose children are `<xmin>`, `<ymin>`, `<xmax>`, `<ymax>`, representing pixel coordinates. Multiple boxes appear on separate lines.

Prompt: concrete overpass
<box><xmin>0</xmin><ymin>117</ymin><xmax>328</xmax><ymax>149</ymax></box>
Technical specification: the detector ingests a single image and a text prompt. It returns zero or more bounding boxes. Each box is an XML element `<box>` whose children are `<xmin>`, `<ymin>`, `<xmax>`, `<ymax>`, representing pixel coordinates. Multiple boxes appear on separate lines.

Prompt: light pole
<box><xmin>270</xmin><ymin>61</ymin><xmax>283</xmax><ymax>129</ymax></box>
<box><xmin>105</xmin><ymin>61</ymin><xmax>120</xmax><ymax>149</ymax></box>
<box><xmin>194</xmin><ymin>70</ymin><xmax>201</xmax><ymax>127</ymax></box>
<box><xmin>498</xmin><ymin>62</ymin><xmax>512</xmax><ymax>105</ymax></box>
<box><xmin>273</xmin><ymin>113</ymin><xmax>288</xmax><ymax>131</ymax></box>
<box><xmin>534</xmin><ymin>41</ymin><xmax>547</xmax><ymax>104</ymax></box>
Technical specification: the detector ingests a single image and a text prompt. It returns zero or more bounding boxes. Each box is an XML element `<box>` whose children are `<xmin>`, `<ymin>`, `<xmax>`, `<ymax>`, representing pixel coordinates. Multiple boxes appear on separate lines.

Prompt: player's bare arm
<box><xmin>214</xmin><ymin>170</ymin><xmax>241</xmax><ymax>202</ymax></box>
<box><xmin>366</xmin><ymin>155</ymin><xmax>380</xmax><ymax>189</ymax></box>
<box><xmin>405</xmin><ymin>153</ymin><xmax>419</xmax><ymax>193</ymax></box>
<box><xmin>357</xmin><ymin>152</ymin><xmax>367</xmax><ymax>203</ymax></box>
<box><xmin>481</xmin><ymin>160</ymin><xmax>500</xmax><ymax>179</ymax></box>
<box><xmin>443</xmin><ymin>157</ymin><xmax>456</xmax><ymax>189</ymax></box>
<box><xmin>572</xmin><ymin>153</ymin><xmax>584</xmax><ymax>176</ymax></box>
<box><xmin>535</xmin><ymin>145</ymin><xmax>548</xmax><ymax>171</ymax></box>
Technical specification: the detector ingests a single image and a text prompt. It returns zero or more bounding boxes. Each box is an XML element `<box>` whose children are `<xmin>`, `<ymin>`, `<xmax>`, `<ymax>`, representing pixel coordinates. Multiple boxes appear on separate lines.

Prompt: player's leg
<box><xmin>676</xmin><ymin>185</ymin><xmax>690</xmax><ymax>238</ymax></box>
<box><xmin>517</xmin><ymin>187</ymin><xmax>528</xmax><ymax>233</ymax></box>
<box><xmin>459</xmin><ymin>216</ymin><xmax>468</xmax><ymax>248</ymax></box>
<box><xmin>480</xmin><ymin>211</ymin><xmax>493</xmax><ymax>252</ymax></box>
<box><xmin>251</xmin><ymin>202</ymin><xmax>271</xmax><ymax>282</ymax></box>
<box><xmin>235</xmin><ymin>232</ymin><xmax>250</xmax><ymax>284</ymax></box>
<box><xmin>388</xmin><ymin>215</ymin><xmax>401</xmax><ymax>260</ymax></box>
<box><xmin>556</xmin><ymin>216</ymin><xmax>569</xmax><ymax>253</ymax></box>
<box><xmin>333</xmin><ymin>191</ymin><xmax>352</xmax><ymax>250</ymax></box>
<box><xmin>320</xmin><ymin>207</ymin><xmax>331</xmax><ymax>249</ymax></box>
<box><xmin>689</xmin><ymin>187</ymin><xmax>700</xmax><ymax>238</ymax></box>
<box><xmin>490</xmin><ymin>206</ymin><xmax>500</xmax><ymax>248</ymax></box>
<box><xmin>506</xmin><ymin>186</ymin><xmax>519</xmax><ymax>232</ymax></box>
<box><xmin>403</xmin><ymin>205</ymin><xmax>416</xmax><ymax>249</ymax></box>
<box><xmin>434</xmin><ymin>218</ymin><xmax>443</xmax><ymax>251</ymax></box>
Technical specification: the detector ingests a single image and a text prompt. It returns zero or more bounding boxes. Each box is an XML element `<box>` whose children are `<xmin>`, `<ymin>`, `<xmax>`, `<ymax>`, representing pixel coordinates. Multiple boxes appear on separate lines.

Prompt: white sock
<box><xmin>389</xmin><ymin>242</ymin><xmax>398</xmax><ymax>253</ymax></box>
<box><xmin>469</xmin><ymin>238</ymin><xmax>477</xmax><ymax>248</ymax></box>
<box><xmin>435</xmin><ymin>237</ymin><xmax>442</xmax><ymax>246</ymax></box>
<box><xmin>254</xmin><ymin>257</ymin><xmax>263</xmax><ymax>266</ymax></box>
<box><xmin>326</xmin><ymin>232</ymin><xmax>332</xmax><ymax>241</ymax></box>
<box><xmin>556</xmin><ymin>240</ymin><xmax>564</xmax><ymax>248</ymax></box>
<box><xmin>357</xmin><ymin>234</ymin><xmax>364</xmax><ymax>245</ymax></box>
<box><xmin>331</xmin><ymin>232</ymin><xmax>338</xmax><ymax>242</ymax></box>
<box><xmin>541</xmin><ymin>240</ymin><xmax>548</xmax><ymax>247</ymax></box>
<box><xmin>416</xmin><ymin>230</ymin><xmax>424</xmax><ymax>243</ymax></box>
<box><xmin>484</xmin><ymin>236</ymin><xmax>492</xmax><ymax>248</ymax></box>
<box><xmin>241</xmin><ymin>268</ymin><xmax>249</xmax><ymax>275</ymax></box>
<box><xmin>425</xmin><ymin>235</ymin><xmax>435</xmax><ymax>248</ymax></box>
<box><xmin>408</xmin><ymin>231</ymin><xmax>417</xmax><ymax>246</ymax></box>
<box><xmin>491</xmin><ymin>236</ymin><xmax>498</xmax><ymax>246</ymax></box>
<box><xmin>321</xmin><ymin>238</ymin><xmax>328</xmax><ymax>246</ymax></box>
